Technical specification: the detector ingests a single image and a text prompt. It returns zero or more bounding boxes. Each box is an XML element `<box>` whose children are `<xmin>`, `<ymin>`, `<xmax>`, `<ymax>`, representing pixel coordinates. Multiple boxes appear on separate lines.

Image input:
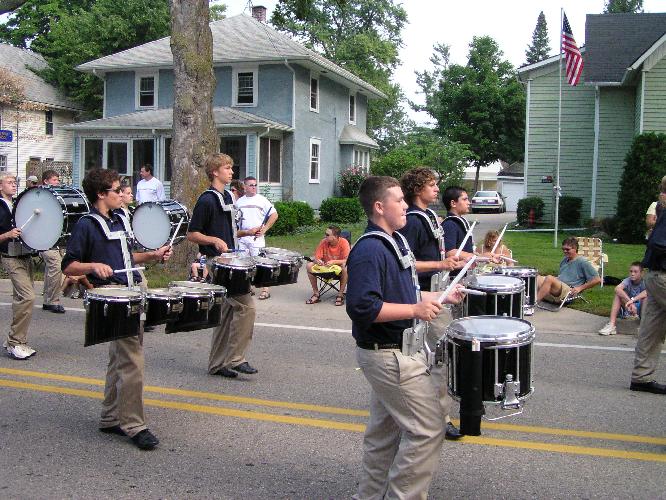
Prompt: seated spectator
<box><xmin>479</xmin><ymin>230</ymin><xmax>513</xmax><ymax>265</ymax></box>
<box><xmin>61</xmin><ymin>274</ymin><xmax>93</xmax><ymax>299</ymax></box>
<box><xmin>537</xmin><ymin>237</ymin><xmax>601</xmax><ymax>305</ymax></box>
<box><xmin>306</xmin><ymin>225</ymin><xmax>350</xmax><ymax>306</ymax></box>
<box><xmin>190</xmin><ymin>253</ymin><xmax>210</xmax><ymax>282</ymax></box>
<box><xmin>599</xmin><ymin>262</ymin><xmax>647</xmax><ymax>336</ymax></box>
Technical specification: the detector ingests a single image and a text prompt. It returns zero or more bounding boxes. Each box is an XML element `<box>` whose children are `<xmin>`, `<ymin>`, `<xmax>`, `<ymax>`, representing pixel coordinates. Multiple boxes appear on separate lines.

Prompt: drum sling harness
<box><xmin>407</xmin><ymin>208</ymin><xmax>448</xmax><ymax>292</ymax></box>
<box><xmin>355</xmin><ymin>231</ymin><xmax>433</xmax><ymax>362</ymax></box>
<box><xmin>85</xmin><ymin>213</ymin><xmax>136</xmax><ymax>288</ymax></box>
<box><xmin>206</xmin><ymin>189</ymin><xmax>239</xmax><ymax>250</ymax></box>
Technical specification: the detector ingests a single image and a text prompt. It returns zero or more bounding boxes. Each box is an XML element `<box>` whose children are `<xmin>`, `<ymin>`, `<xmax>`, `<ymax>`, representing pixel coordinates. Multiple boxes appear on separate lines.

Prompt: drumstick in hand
<box><xmin>438</xmin><ymin>256</ymin><xmax>476</xmax><ymax>304</ymax></box>
<box><xmin>254</xmin><ymin>207</ymin><xmax>272</xmax><ymax>240</ymax></box>
<box><xmin>19</xmin><ymin>208</ymin><xmax>41</xmax><ymax>231</ymax></box>
<box><xmin>113</xmin><ymin>266</ymin><xmax>145</xmax><ymax>274</ymax></box>
<box><xmin>454</xmin><ymin>220</ymin><xmax>477</xmax><ymax>258</ymax></box>
<box><xmin>168</xmin><ymin>217</ymin><xmax>184</xmax><ymax>248</ymax></box>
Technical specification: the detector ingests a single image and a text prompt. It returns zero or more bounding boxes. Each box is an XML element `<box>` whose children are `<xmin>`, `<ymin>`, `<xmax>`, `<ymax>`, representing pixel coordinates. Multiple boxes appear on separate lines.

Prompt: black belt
<box><xmin>1</xmin><ymin>253</ymin><xmax>32</xmax><ymax>259</ymax></box>
<box><xmin>356</xmin><ymin>341</ymin><xmax>401</xmax><ymax>350</ymax></box>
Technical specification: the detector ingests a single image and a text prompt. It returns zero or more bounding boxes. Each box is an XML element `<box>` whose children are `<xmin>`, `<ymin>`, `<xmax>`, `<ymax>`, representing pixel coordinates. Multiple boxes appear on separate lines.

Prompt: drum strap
<box><xmin>406</xmin><ymin>208</ymin><xmax>444</xmax><ymax>257</ymax></box>
<box><xmin>205</xmin><ymin>189</ymin><xmax>239</xmax><ymax>250</ymax></box>
<box><xmin>84</xmin><ymin>213</ymin><xmax>136</xmax><ymax>288</ymax></box>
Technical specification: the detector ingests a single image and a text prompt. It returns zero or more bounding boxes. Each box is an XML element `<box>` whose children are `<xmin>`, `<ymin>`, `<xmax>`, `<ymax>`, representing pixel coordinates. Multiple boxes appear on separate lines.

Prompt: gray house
<box><xmin>65</xmin><ymin>10</ymin><xmax>383</xmax><ymax>206</ymax></box>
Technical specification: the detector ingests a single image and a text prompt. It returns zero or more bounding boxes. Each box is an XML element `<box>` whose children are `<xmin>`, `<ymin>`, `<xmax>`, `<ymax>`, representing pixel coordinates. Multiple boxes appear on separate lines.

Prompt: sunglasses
<box><xmin>106</xmin><ymin>187</ymin><xmax>122</xmax><ymax>194</ymax></box>
<box><xmin>246</xmin><ymin>184</ymin><xmax>257</xmax><ymax>187</ymax></box>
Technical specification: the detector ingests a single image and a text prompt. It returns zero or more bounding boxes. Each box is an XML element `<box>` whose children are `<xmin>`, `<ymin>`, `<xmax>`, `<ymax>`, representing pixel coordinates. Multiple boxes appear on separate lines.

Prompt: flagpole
<box><xmin>554</xmin><ymin>8</ymin><xmax>563</xmax><ymax>248</ymax></box>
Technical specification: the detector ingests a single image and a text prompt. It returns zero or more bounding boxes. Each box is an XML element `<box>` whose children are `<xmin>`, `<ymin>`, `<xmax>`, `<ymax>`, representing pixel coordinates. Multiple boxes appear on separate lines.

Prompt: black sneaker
<box><xmin>131</xmin><ymin>429</ymin><xmax>159</xmax><ymax>450</ymax></box>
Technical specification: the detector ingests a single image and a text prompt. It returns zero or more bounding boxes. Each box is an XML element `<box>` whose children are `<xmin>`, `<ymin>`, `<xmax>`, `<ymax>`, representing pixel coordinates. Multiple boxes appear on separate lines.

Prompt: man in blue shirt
<box><xmin>62</xmin><ymin>168</ymin><xmax>171</xmax><ymax>450</ymax></box>
<box><xmin>442</xmin><ymin>186</ymin><xmax>475</xmax><ymax>268</ymax></box>
<box><xmin>346</xmin><ymin>176</ymin><xmax>464</xmax><ymax>500</ymax></box>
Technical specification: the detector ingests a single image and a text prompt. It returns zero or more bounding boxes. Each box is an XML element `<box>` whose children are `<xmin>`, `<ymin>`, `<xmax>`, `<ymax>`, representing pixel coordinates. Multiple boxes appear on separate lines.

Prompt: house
<box><xmin>517</xmin><ymin>13</ymin><xmax>666</xmax><ymax>220</ymax></box>
<box><xmin>64</xmin><ymin>8</ymin><xmax>384</xmax><ymax>206</ymax></box>
<box><xmin>0</xmin><ymin>44</ymin><xmax>83</xmax><ymax>184</ymax></box>
<box><xmin>496</xmin><ymin>161</ymin><xmax>524</xmax><ymax>212</ymax></box>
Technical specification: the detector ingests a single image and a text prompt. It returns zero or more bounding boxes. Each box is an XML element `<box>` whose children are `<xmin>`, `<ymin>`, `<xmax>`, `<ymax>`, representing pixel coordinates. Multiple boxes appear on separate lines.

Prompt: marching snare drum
<box><xmin>144</xmin><ymin>288</ymin><xmax>184</xmax><ymax>327</ymax></box>
<box><xmin>260</xmin><ymin>247</ymin><xmax>303</xmax><ymax>285</ymax></box>
<box><xmin>13</xmin><ymin>185</ymin><xmax>90</xmax><ymax>250</ymax></box>
<box><xmin>494</xmin><ymin>266</ymin><xmax>538</xmax><ymax>315</ymax></box>
<box><xmin>442</xmin><ymin>316</ymin><xmax>535</xmax><ymax>406</ymax></box>
<box><xmin>251</xmin><ymin>256</ymin><xmax>281</xmax><ymax>287</ymax></box>
<box><xmin>165</xmin><ymin>286</ymin><xmax>212</xmax><ymax>333</ymax></box>
<box><xmin>131</xmin><ymin>200</ymin><xmax>189</xmax><ymax>250</ymax></box>
<box><xmin>169</xmin><ymin>281</ymin><xmax>226</xmax><ymax>328</ymax></box>
<box><xmin>83</xmin><ymin>288</ymin><xmax>143</xmax><ymax>347</ymax></box>
<box><xmin>211</xmin><ymin>254</ymin><xmax>256</xmax><ymax>296</ymax></box>
<box><xmin>463</xmin><ymin>274</ymin><xmax>525</xmax><ymax>319</ymax></box>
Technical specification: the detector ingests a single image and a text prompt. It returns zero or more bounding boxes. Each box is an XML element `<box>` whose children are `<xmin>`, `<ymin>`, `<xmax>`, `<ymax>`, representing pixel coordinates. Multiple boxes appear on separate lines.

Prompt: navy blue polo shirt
<box><xmin>399</xmin><ymin>205</ymin><xmax>441</xmax><ymax>292</ymax></box>
<box><xmin>61</xmin><ymin>207</ymin><xmax>141</xmax><ymax>287</ymax></box>
<box><xmin>443</xmin><ymin>214</ymin><xmax>473</xmax><ymax>277</ymax></box>
<box><xmin>188</xmin><ymin>188</ymin><xmax>235</xmax><ymax>257</ymax></box>
<box><xmin>346</xmin><ymin>221</ymin><xmax>418</xmax><ymax>345</ymax></box>
<box><xmin>0</xmin><ymin>198</ymin><xmax>13</xmax><ymax>254</ymax></box>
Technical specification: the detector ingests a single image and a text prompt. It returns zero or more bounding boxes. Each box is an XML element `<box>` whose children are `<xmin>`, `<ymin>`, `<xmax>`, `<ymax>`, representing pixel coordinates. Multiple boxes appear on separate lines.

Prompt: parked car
<box><xmin>470</xmin><ymin>190</ymin><xmax>506</xmax><ymax>213</ymax></box>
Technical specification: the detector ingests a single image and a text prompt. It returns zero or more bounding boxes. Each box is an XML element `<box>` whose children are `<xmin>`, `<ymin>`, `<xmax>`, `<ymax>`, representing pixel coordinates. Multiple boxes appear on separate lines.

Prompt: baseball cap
<box><xmin>27</xmin><ymin>175</ymin><xmax>38</xmax><ymax>182</ymax></box>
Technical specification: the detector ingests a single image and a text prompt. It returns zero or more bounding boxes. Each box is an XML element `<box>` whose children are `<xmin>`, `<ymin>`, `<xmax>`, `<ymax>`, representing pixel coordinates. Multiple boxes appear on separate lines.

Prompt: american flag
<box><xmin>562</xmin><ymin>13</ymin><xmax>584</xmax><ymax>86</ymax></box>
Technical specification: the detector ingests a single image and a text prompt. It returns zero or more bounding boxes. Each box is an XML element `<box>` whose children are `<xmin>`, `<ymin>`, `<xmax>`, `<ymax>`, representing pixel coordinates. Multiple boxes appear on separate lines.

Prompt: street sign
<box><xmin>0</xmin><ymin>130</ymin><xmax>13</xmax><ymax>142</ymax></box>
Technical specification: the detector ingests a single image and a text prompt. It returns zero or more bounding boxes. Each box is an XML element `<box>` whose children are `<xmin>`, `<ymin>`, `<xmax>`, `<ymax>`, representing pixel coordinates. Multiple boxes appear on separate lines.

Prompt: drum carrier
<box><xmin>406</xmin><ymin>207</ymin><xmax>448</xmax><ymax>292</ymax></box>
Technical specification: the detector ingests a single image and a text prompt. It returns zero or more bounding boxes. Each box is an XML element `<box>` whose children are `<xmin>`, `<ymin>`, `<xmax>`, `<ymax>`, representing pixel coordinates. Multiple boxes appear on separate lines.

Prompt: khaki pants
<box><xmin>40</xmin><ymin>249</ymin><xmax>64</xmax><ymax>305</ymax></box>
<box><xmin>428</xmin><ymin>310</ymin><xmax>454</xmax><ymax>421</ymax></box>
<box><xmin>355</xmin><ymin>348</ymin><xmax>446</xmax><ymax>500</ymax></box>
<box><xmin>2</xmin><ymin>256</ymin><xmax>35</xmax><ymax>347</ymax></box>
<box><xmin>208</xmin><ymin>293</ymin><xmax>256</xmax><ymax>373</ymax></box>
<box><xmin>632</xmin><ymin>271</ymin><xmax>666</xmax><ymax>383</ymax></box>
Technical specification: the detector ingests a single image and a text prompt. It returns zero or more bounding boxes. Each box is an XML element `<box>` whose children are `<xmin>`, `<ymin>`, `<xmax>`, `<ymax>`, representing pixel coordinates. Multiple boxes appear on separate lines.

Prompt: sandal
<box><xmin>335</xmin><ymin>294</ymin><xmax>345</xmax><ymax>306</ymax></box>
<box><xmin>306</xmin><ymin>293</ymin><xmax>321</xmax><ymax>304</ymax></box>
<box><xmin>258</xmin><ymin>290</ymin><xmax>271</xmax><ymax>300</ymax></box>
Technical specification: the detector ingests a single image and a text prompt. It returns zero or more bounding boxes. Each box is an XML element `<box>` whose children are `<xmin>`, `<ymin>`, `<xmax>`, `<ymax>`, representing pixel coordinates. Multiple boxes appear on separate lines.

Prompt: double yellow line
<box><xmin>1</xmin><ymin>367</ymin><xmax>664</xmax><ymax>463</ymax></box>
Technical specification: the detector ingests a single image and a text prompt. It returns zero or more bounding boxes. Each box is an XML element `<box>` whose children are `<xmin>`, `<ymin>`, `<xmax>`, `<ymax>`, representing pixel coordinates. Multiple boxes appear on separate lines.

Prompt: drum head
<box><xmin>496</xmin><ymin>266</ymin><xmax>538</xmax><ymax>278</ymax></box>
<box><xmin>145</xmin><ymin>288</ymin><xmax>182</xmax><ymax>299</ymax></box>
<box><xmin>14</xmin><ymin>187</ymin><xmax>64</xmax><ymax>250</ymax></box>
<box><xmin>169</xmin><ymin>281</ymin><xmax>227</xmax><ymax>294</ymax></box>
<box><xmin>262</xmin><ymin>247</ymin><xmax>300</xmax><ymax>258</ymax></box>
<box><xmin>447</xmin><ymin>316</ymin><xmax>535</xmax><ymax>343</ymax></box>
<box><xmin>252</xmin><ymin>256</ymin><xmax>279</xmax><ymax>267</ymax></box>
<box><xmin>86</xmin><ymin>288</ymin><xmax>142</xmax><ymax>300</ymax></box>
<box><xmin>132</xmin><ymin>202</ymin><xmax>172</xmax><ymax>250</ymax></box>
<box><xmin>169</xmin><ymin>286</ymin><xmax>211</xmax><ymax>298</ymax></box>
<box><xmin>468</xmin><ymin>274</ymin><xmax>524</xmax><ymax>293</ymax></box>
<box><xmin>212</xmin><ymin>255</ymin><xmax>255</xmax><ymax>269</ymax></box>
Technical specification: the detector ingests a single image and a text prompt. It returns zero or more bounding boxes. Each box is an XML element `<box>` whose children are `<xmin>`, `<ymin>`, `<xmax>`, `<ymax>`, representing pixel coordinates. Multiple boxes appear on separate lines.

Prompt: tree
<box><xmin>525</xmin><ymin>11</ymin><xmax>550</xmax><ymax>65</ymax></box>
<box><xmin>0</xmin><ymin>0</ymin><xmax>29</xmax><ymax>15</ymax></box>
<box><xmin>413</xmin><ymin>42</ymin><xmax>450</xmax><ymax>120</ymax></box>
<box><xmin>420</xmin><ymin>36</ymin><xmax>525</xmax><ymax>193</ymax></box>
<box><xmin>604</xmin><ymin>0</ymin><xmax>643</xmax><ymax>13</ymax></box>
<box><xmin>271</xmin><ymin>0</ymin><xmax>409</xmax><ymax>152</ymax></box>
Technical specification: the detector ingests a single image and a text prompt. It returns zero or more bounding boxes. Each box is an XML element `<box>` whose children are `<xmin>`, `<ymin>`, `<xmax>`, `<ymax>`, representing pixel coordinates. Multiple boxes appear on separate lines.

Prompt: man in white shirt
<box><xmin>135</xmin><ymin>164</ymin><xmax>166</xmax><ymax>204</ymax></box>
<box><xmin>236</xmin><ymin>176</ymin><xmax>278</xmax><ymax>299</ymax></box>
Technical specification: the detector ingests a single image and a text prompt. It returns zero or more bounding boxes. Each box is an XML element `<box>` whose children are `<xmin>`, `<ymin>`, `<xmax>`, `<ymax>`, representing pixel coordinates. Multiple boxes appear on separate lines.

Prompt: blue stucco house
<box><xmin>64</xmin><ymin>11</ymin><xmax>384</xmax><ymax>207</ymax></box>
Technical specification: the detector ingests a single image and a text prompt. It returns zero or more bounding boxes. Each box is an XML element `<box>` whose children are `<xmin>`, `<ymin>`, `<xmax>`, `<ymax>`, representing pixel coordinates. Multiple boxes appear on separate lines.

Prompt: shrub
<box><xmin>319</xmin><ymin>197</ymin><xmax>364</xmax><ymax>223</ymax></box>
<box><xmin>615</xmin><ymin>133</ymin><xmax>666</xmax><ymax>243</ymax></box>
<box><xmin>338</xmin><ymin>166</ymin><xmax>369</xmax><ymax>197</ymax></box>
<box><xmin>516</xmin><ymin>196</ymin><xmax>545</xmax><ymax>225</ymax></box>
<box><xmin>288</xmin><ymin>201</ymin><xmax>315</xmax><ymax>226</ymax></box>
<box><xmin>559</xmin><ymin>196</ymin><xmax>582</xmax><ymax>226</ymax></box>
<box><xmin>271</xmin><ymin>202</ymin><xmax>299</xmax><ymax>235</ymax></box>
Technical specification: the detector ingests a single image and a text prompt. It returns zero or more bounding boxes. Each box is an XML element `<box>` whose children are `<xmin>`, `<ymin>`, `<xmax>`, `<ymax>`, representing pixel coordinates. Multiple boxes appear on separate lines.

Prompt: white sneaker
<box><xmin>6</xmin><ymin>344</ymin><xmax>36</xmax><ymax>359</ymax></box>
<box><xmin>598</xmin><ymin>323</ymin><xmax>616</xmax><ymax>335</ymax></box>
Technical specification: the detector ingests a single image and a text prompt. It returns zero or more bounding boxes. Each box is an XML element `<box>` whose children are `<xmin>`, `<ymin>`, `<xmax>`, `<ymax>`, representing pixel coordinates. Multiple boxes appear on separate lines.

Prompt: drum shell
<box><xmin>464</xmin><ymin>275</ymin><xmax>524</xmax><ymax>319</ymax></box>
<box><xmin>252</xmin><ymin>257</ymin><xmax>281</xmax><ymax>287</ymax></box>
<box><xmin>165</xmin><ymin>288</ymin><xmax>212</xmax><ymax>333</ymax></box>
<box><xmin>144</xmin><ymin>290</ymin><xmax>184</xmax><ymax>327</ymax></box>
<box><xmin>494</xmin><ymin>267</ymin><xmax>538</xmax><ymax>307</ymax></box>
<box><xmin>273</xmin><ymin>256</ymin><xmax>302</xmax><ymax>285</ymax></box>
<box><xmin>211</xmin><ymin>261</ymin><xmax>255</xmax><ymax>295</ymax></box>
<box><xmin>84</xmin><ymin>291</ymin><xmax>142</xmax><ymax>347</ymax></box>
<box><xmin>169</xmin><ymin>281</ymin><xmax>227</xmax><ymax>329</ymax></box>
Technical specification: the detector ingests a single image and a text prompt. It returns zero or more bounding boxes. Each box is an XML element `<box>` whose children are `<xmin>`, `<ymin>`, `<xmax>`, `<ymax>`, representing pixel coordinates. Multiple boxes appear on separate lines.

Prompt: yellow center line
<box><xmin>1</xmin><ymin>378</ymin><xmax>665</xmax><ymax>464</ymax></box>
<box><xmin>2</xmin><ymin>367</ymin><xmax>665</xmax><ymax>447</ymax></box>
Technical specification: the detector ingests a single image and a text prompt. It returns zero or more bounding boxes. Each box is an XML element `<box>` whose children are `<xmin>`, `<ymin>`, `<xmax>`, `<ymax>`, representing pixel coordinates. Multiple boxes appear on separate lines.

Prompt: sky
<box><xmin>219</xmin><ymin>0</ymin><xmax>666</xmax><ymax>122</ymax></box>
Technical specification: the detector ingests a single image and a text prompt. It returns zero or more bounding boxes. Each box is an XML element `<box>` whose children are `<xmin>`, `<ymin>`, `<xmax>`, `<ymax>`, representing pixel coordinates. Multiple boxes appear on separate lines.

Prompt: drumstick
<box><xmin>438</xmin><ymin>256</ymin><xmax>476</xmax><ymax>304</ymax></box>
<box><xmin>254</xmin><ymin>207</ymin><xmax>272</xmax><ymax>240</ymax></box>
<box><xmin>19</xmin><ymin>208</ymin><xmax>41</xmax><ymax>230</ymax></box>
<box><xmin>454</xmin><ymin>220</ymin><xmax>477</xmax><ymax>258</ymax></box>
<box><xmin>113</xmin><ymin>266</ymin><xmax>145</xmax><ymax>274</ymax></box>
<box><xmin>168</xmin><ymin>217</ymin><xmax>184</xmax><ymax>248</ymax></box>
<box><xmin>490</xmin><ymin>223</ymin><xmax>508</xmax><ymax>254</ymax></box>
<box><xmin>459</xmin><ymin>287</ymin><xmax>487</xmax><ymax>296</ymax></box>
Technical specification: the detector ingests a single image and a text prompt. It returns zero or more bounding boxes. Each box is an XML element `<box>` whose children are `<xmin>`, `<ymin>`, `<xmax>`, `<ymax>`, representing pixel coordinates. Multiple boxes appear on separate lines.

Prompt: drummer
<box><xmin>398</xmin><ymin>167</ymin><xmax>465</xmax><ymax>441</ymax></box>
<box><xmin>0</xmin><ymin>172</ymin><xmax>37</xmax><ymax>360</ymax></box>
<box><xmin>187</xmin><ymin>153</ymin><xmax>261</xmax><ymax>379</ymax></box>
<box><xmin>40</xmin><ymin>170</ymin><xmax>66</xmax><ymax>314</ymax></box>
<box><xmin>62</xmin><ymin>168</ymin><xmax>171</xmax><ymax>450</ymax></box>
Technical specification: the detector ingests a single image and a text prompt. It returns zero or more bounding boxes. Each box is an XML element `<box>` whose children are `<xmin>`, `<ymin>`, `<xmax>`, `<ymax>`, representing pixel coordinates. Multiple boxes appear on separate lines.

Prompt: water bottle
<box><xmin>198</xmin><ymin>255</ymin><xmax>206</xmax><ymax>280</ymax></box>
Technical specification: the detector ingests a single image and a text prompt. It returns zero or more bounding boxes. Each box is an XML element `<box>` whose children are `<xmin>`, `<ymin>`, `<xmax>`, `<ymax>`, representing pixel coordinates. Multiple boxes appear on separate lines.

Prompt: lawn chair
<box><xmin>313</xmin><ymin>269</ymin><xmax>342</xmax><ymax>301</ymax></box>
<box><xmin>576</xmin><ymin>237</ymin><xmax>608</xmax><ymax>287</ymax></box>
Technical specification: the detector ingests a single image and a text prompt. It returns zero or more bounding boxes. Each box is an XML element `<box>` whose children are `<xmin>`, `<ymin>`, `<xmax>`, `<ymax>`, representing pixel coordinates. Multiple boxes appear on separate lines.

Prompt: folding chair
<box><xmin>313</xmin><ymin>270</ymin><xmax>342</xmax><ymax>300</ymax></box>
<box><xmin>576</xmin><ymin>237</ymin><xmax>608</xmax><ymax>287</ymax></box>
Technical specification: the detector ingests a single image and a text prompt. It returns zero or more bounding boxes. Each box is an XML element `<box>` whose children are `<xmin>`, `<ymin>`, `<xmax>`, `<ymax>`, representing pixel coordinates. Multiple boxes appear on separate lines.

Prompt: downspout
<box><xmin>591</xmin><ymin>86</ymin><xmax>600</xmax><ymax>219</ymax></box>
<box><xmin>640</xmin><ymin>70</ymin><xmax>646</xmax><ymax>133</ymax></box>
<box><xmin>523</xmin><ymin>79</ymin><xmax>532</xmax><ymax>198</ymax></box>
<box><xmin>283</xmin><ymin>59</ymin><xmax>296</xmax><ymax>199</ymax></box>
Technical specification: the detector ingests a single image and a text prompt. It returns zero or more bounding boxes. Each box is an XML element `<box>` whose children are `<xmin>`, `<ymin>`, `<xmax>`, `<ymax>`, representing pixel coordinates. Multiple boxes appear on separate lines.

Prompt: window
<box><xmin>310</xmin><ymin>75</ymin><xmax>319</xmax><ymax>112</ymax></box>
<box><xmin>45</xmin><ymin>110</ymin><xmax>53</xmax><ymax>135</ymax></box>
<box><xmin>233</xmin><ymin>68</ymin><xmax>257</xmax><ymax>106</ymax></box>
<box><xmin>83</xmin><ymin>139</ymin><xmax>103</xmax><ymax>172</ymax></box>
<box><xmin>135</xmin><ymin>73</ymin><xmax>158</xmax><ymax>109</ymax></box>
<box><xmin>259</xmin><ymin>138</ymin><xmax>281</xmax><ymax>183</ymax></box>
<box><xmin>106</xmin><ymin>141</ymin><xmax>129</xmax><ymax>175</ymax></box>
<box><xmin>0</xmin><ymin>155</ymin><xmax>6</xmax><ymax>172</ymax></box>
<box><xmin>309</xmin><ymin>138</ymin><xmax>321</xmax><ymax>183</ymax></box>
<box><xmin>349</xmin><ymin>94</ymin><xmax>356</xmax><ymax>124</ymax></box>
<box><xmin>132</xmin><ymin>139</ymin><xmax>154</xmax><ymax>186</ymax></box>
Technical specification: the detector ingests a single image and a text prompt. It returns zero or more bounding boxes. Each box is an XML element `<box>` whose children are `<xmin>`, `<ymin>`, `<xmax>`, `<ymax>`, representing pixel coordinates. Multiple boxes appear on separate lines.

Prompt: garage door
<box><xmin>500</xmin><ymin>181</ymin><xmax>524</xmax><ymax>212</ymax></box>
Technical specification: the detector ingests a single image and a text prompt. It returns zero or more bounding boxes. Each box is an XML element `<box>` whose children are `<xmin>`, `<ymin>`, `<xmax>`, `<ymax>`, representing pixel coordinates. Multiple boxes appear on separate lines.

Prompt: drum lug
<box><xmin>495</xmin><ymin>374</ymin><xmax>522</xmax><ymax>410</ymax></box>
<box><xmin>83</xmin><ymin>298</ymin><xmax>89</xmax><ymax>312</ymax></box>
<box><xmin>196</xmin><ymin>299</ymin><xmax>201</xmax><ymax>311</ymax></box>
<box><xmin>103</xmin><ymin>303</ymin><xmax>108</xmax><ymax>317</ymax></box>
<box><xmin>126</xmin><ymin>303</ymin><xmax>131</xmax><ymax>318</ymax></box>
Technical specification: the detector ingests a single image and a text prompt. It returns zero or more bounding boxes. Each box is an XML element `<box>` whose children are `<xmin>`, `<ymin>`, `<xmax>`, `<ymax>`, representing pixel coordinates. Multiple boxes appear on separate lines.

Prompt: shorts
<box><xmin>542</xmin><ymin>281</ymin><xmax>572</xmax><ymax>304</ymax></box>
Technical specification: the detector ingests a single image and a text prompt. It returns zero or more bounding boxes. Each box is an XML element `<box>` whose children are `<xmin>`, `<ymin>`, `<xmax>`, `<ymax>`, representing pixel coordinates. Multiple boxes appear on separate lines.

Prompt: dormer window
<box><xmin>135</xmin><ymin>72</ymin><xmax>158</xmax><ymax>109</ymax></box>
<box><xmin>310</xmin><ymin>74</ymin><xmax>319</xmax><ymax>112</ymax></box>
<box><xmin>349</xmin><ymin>94</ymin><xmax>356</xmax><ymax>124</ymax></box>
<box><xmin>233</xmin><ymin>67</ymin><xmax>258</xmax><ymax>106</ymax></box>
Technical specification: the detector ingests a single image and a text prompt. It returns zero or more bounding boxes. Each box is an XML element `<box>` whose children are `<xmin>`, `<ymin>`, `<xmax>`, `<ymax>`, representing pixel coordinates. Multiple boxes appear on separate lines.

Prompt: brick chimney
<box><xmin>252</xmin><ymin>5</ymin><xmax>267</xmax><ymax>23</ymax></box>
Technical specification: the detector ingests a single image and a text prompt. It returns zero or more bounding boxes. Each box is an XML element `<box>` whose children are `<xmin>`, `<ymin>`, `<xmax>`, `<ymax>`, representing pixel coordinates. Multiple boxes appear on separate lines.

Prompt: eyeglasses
<box><xmin>106</xmin><ymin>187</ymin><xmax>122</xmax><ymax>194</ymax></box>
<box><xmin>561</xmin><ymin>247</ymin><xmax>573</xmax><ymax>252</ymax></box>
<box><xmin>246</xmin><ymin>184</ymin><xmax>257</xmax><ymax>187</ymax></box>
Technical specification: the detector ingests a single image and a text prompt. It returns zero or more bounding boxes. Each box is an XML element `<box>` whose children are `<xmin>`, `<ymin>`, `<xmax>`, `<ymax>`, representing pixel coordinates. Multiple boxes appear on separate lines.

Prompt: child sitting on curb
<box><xmin>599</xmin><ymin>261</ymin><xmax>647</xmax><ymax>336</ymax></box>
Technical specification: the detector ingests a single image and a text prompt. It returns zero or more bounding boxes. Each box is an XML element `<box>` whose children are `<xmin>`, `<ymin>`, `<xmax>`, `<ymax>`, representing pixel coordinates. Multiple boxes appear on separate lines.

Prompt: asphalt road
<box><xmin>0</xmin><ymin>213</ymin><xmax>664</xmax><ymax>499</ymax></box>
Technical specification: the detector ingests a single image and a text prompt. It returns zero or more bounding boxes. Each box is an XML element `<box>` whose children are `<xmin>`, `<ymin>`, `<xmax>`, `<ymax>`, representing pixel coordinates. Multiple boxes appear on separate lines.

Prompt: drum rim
<box><xmin>169</xmin><ymin>286</ymin><xmax>214</xmax><ymax>298</ymax></box>
<box><xmin>252</xmin><ymin>256</ymin><xmax>281</xmax><ymax>267</ymax></box>
<box><xmin>495</xmin><ymin>266</ymin><xmax>538</xmax><ymax>277</ymax></box>
<box><xmin>85</xmin><ymin>288</ymin><xmax>143</xmax><ymax>300</ymax></box>
<box><xmin>212</xmin><ymin>257</ymin><xmax>256</xmax><ymax>269</ymax></box>
<box><xmin>467</xmin><ymin>274</ymin><xmax>525</xmax><ymax>293</ymax></box>
<box><xmin>145</xmin><ymin>288</ymin><xmax>183</xmax><ymax>299</ymax></box>
<box><xmin>445</xmin><ymin>315</ymin><xmax>535</xmax><ymax>343</ymax></box>
<box><xmin>169</xmin><ymin>281</ymin><xmax>227</xmax><ymax>294</ymax></box>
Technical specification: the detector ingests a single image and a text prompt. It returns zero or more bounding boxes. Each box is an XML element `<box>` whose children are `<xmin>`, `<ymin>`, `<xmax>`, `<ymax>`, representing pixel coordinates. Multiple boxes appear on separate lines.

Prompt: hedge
<box><xmin>319</xmin><ymin>197</ymin><xmax>365</xmax><ymax>223</ymax></box>
<box><xmin>516</xmin><ymin>196</ymin><xmax>545</xmax><ymax>225</ymax></box>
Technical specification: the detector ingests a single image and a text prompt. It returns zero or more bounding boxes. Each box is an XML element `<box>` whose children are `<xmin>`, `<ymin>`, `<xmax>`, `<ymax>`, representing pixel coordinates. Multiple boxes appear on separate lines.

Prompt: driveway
<box><xmin>467</xmin><ymin>211</ymin><xmax>516</xmax><ymax>242</ymax></box>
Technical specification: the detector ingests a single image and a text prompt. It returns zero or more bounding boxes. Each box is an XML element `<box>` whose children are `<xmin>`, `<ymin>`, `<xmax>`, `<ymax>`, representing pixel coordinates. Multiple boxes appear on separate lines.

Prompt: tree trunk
<box><xmin>169</xmin><ymin>0</ymin><xmax>218</xmax><ymax>270</ymax></box>
<box><xmin>473</xmin><ymin>164</ymin><xmax>480</xmax><ymax>194</ymax></box>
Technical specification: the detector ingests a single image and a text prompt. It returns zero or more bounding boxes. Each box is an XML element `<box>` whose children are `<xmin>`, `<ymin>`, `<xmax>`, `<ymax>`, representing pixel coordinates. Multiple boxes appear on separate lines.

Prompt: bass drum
<box><xmin>132</xmin><ymin>200</ymin><xmax>189</xmax><ymax>250</ymax></box>
<box><xmin>13</xmin><ymin>185</ymin><xmax>90</xmax><ymax>250</ymax></box>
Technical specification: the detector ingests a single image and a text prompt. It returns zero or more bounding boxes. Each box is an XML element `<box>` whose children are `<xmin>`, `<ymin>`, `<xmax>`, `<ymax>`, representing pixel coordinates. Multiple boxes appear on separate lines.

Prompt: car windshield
<box><xmin>475</xmin><ymin>191</ymin><xmax>497</xmax><ymax>197</ymax></box>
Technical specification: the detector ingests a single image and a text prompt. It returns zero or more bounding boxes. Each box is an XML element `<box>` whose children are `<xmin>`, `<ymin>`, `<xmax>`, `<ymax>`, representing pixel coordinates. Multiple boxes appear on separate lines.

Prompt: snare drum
<box><xmin>165</xmin><ymin>286</ymin><xmax>212</xmax><ymax>333</ymax></box>
<box><xmin>132</xmin><ymin>200</ymin><xmax>190</xmax><ymax>250</ymax></box>
<box><xmin>494</xmin><ymin>266</ymin><xmax>538</xmax><ymax>315</ymax></box>
<box><xmin>252</xmin><ymin>256</ymin><xmax>281</xmax><ymax>287</ymax></box>
<box><xmin>260</xmin><ymin>248</ymin><xmax>303</xmax><ymax>285</ymax></box>
<box><xmin>144</xmin><ymin>288</ymin><xmax>184</xmax><ymax>327</ymax></box>
<box><xmin>211</xmin><ymin>254</ymin><xmax>256</xmax><ymax>295</ymax></box>
<box><xmin>442</xmin><ymin>316</ymin><xmax>535</xmax><ymax>405</ymax></box>
<box><xmin>13</xmin><ymin>185</ymin><xmax>90</xmax><ymax>250</ymax></box>
<box><xmin>84</xmin><ymin>288</ymin><xmax>143</xmax><ymax>346</ymax></box>
<box><xmin>169</xmin><ymin>281</ymin><xmax>226</xmax><ymax>328</ymax></box>
<box><xmin>463</xmin><ymin>274</ymin><xmax>525</xmax><ymax>319</ymax></box>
